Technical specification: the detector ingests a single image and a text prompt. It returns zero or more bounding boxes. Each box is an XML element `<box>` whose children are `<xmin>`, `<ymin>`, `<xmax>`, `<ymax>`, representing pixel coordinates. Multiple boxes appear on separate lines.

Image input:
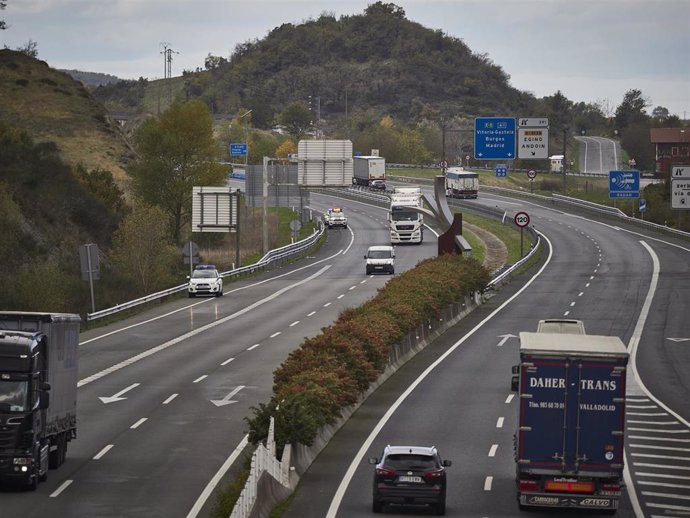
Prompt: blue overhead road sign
<box><xmin>230</xmin><ymin>143</ymin><xmax>247</xmax><ymax>156</ymax></box>
<box><xmin>474</xmin><ymin>117</ymin><xmax>516</xmax><ymax>160</ymax></box>
<box><xmin>608</xmin><ymin>170</ymin><xmax>640</xmax><ymax>199</ymax></box>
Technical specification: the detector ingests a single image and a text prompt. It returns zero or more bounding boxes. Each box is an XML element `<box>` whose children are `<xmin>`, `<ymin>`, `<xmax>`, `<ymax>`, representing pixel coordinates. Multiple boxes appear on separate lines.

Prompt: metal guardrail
<box><xmin>86</xmin><ymin>226</ymin><xmax>325</xmax><ymax>321</ymax></box>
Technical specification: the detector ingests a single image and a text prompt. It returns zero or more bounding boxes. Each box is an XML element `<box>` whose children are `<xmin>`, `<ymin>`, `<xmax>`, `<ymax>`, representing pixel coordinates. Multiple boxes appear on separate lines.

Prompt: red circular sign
<box><xmin>514</xmin><ymin>211</ymin><xmax>530</xmax><ymax>228</ymax></box>
<box><xmin>527</xmin><ymin>169</ymin><xmax>537</xmax><ymax>179</ymax></box>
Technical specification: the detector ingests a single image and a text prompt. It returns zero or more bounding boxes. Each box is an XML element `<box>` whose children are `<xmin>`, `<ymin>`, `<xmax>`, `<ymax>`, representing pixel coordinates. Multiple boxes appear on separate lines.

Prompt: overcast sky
<box><xmin>2</xmin><ymin>0</ymin><xmax>689</xmax><ymax>118</ymax></box>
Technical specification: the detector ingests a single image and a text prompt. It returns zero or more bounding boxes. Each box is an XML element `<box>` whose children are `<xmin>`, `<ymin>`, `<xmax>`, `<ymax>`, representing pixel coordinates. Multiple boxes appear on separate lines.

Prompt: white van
<box><xmin>364</xmin><ymin>245</ymin><xmax>395</xmax><ymax>275</ymax></box>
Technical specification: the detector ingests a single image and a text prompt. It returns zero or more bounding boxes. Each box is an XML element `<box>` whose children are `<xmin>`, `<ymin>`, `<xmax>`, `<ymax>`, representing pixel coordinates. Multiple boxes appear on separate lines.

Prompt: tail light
<box><xmin>424</xmin><ymin>468</ymin><xmax>444</xmax><ymax>480</ymax></box>
<box><xmin>519</xmin><ymin>480</ymin><xmax>539</xmax><ymax>492</ymax></box>
<box><xmin>376</xmin><ymin>467</ymin><xmax>396</xmax><ymax>478</ymax></box>
<box><xmin>601</xmin><ymin>483</ymin><xmax>621</xmax><ymax>493</ymax></box>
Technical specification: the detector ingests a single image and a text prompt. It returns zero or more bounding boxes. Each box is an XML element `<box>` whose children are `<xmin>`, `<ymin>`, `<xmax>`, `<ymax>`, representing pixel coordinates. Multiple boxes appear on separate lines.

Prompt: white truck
<box><xmin>352</xmin><ymin>156</ymin><xmax>385</xmax><ymax>187</ymax></box>
<box><xmin>445</xmin><ymin>167</ymin><xmax>479</xmax><ymax>199</ymax></box>
<box><xmin>389</xmin><ymin>187</ymin><xmax>423</xmax><ymax>244</ymax></box>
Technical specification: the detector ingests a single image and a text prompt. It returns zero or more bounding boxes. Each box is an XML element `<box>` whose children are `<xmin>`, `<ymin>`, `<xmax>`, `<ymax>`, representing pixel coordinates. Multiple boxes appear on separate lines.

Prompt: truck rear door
<box><xmin>518</xmin><ymin>355</ymin><xmax>626</xmax><ymax>473</ymax></box>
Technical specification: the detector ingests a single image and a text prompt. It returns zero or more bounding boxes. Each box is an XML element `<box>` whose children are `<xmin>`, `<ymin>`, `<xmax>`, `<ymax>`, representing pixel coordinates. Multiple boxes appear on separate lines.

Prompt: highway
<box><xmin>1</xmin><ymin>193</ymin><xmax>436</xmax><ymax>517</ymax></box>
<box><xmin>4</xmin><ymin>184</ymin><xmax>688</xmax><ymax>518</ymax></box>
<box><xmin>575</xmin><ymin>135</ymin><xmax>622</xmax><ymax>174</ymax></box>
<box><xmin>281</xmin><ymin>190</ymin><xmax>690</xmax><ymax>518</ymax></box>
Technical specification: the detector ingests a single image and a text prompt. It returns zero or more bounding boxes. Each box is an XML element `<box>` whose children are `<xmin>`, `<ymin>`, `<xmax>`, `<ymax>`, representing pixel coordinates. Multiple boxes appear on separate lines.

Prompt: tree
<box><xmin>204</xmin><ymin>53</ymin><xmax>227</xmax><ymax>70</ymax></box>
<box><xmin>110</xmin><ymin>205</ymin><xmax>179</xmax><ymax>295</ymax></box>
<box><xmin>277</xmin><ymin>101</ymin><xmax>313</xmax><ymax>141</ymax></box>
<box><xmin>0</xmin><ymin>1</ymin><xmax>6</xmax><ymax>31</ymax></box>
<box><xmin>651</xmin><ymin>106</ymin><xmax>670</xmax><ymax>123</ymax></box>
<box><xmin>275</xmin><ymin>139</ymin><xmax>297</xmax><ymax>161</ymax></box>
<box><xmin>614</xmin><ymin>89</ymin><xmax>649</xmax><ymax>130</ymax></box>
<box><xmin>128</xmin><ymin>100</ymin><xmax>226</xmax><ymax>242</ymax></box>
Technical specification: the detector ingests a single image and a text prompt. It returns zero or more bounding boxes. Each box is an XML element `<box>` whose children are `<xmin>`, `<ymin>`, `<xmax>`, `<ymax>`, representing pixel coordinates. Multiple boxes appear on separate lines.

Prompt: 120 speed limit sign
<box><xmin>514</xmin><ymin>211</ymin><xmax>530</xmax><ymax>228</ymax></box>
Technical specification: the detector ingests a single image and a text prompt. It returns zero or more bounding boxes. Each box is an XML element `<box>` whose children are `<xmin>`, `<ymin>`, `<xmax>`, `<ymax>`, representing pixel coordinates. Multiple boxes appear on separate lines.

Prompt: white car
<box><xmin>187</xmin><ymin>265</ymin><xmax>223</xmax><ymax>298</ymax></box>
<box><xmin>364</xmin><ymin>245</ymin><xmax>395</xmax><ymax>275</ymax></box>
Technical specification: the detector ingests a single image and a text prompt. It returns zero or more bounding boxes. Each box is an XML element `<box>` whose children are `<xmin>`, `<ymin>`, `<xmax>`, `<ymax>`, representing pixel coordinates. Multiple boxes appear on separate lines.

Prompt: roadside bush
<box><xmin>245</xmin><ymin>253</ymin><xmax>490</xmax><ymax>452</ymax></box>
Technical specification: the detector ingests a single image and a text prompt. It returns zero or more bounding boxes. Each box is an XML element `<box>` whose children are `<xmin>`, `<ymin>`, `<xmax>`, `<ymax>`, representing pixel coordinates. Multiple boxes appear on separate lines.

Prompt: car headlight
<box><xmin>13</xmin><ymin>457</ymin><xmax>33</xmax><ymax>466</ymax></box>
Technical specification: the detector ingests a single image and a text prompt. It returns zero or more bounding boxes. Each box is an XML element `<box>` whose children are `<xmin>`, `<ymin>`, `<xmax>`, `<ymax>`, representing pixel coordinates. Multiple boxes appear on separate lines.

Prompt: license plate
<box><xmin>398</xmin><ymin>476</ymin><xmax>423</xmax><ymax>483</ymax></box>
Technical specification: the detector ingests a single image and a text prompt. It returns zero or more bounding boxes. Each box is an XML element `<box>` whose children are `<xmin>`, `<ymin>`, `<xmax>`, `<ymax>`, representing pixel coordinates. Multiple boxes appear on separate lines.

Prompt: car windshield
<box><xmin>384</xmin><ymin>454</ymin><xmax>438</xmax><ymax>470</ymax></box>
<box><xmin>368</xmin><ymin>250</ymin><xmax>391</xmax><ymax>259</ymax></box>
<box><xmin>0</xmin><ymin>380</ymin><xmax>29</xmax><ymax>412</ymax></box>
<box><xmin>192</xmin><ymin>270</ymin><xmax>217</xmax><ymax>279</ymax></box>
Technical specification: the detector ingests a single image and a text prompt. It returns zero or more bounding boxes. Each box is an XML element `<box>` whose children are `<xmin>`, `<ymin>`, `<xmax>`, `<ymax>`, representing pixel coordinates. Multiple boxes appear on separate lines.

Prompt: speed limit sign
<box><xmin>514</xmin><ymin>211</ymin><xmax>530</xmax><ymax>228</ymax></box>
<box><xmin>527</xmin><ymin>169</ymin><xmax>537</xmax><ymax>179</ymax></box>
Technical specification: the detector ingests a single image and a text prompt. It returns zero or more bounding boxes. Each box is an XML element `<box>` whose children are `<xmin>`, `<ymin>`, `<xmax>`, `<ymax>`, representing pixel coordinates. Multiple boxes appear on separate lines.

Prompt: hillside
<box><xmin>0</xmin><ymin>49</ymin><xmax>134</xmax><ymax>187</ymax></box>
<box><xmin>92</xmin><ymin>4</ymin><xmax>541</xmax><ymax>131</ymax></box>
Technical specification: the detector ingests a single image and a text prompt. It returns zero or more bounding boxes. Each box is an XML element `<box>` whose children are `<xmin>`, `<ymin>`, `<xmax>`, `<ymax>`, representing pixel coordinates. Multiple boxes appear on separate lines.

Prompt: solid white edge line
<box><xmin>324</xmin><ymin>231</ymin><xmax>554</xmax><ymax>518</ymax></box>
<box><xmin>623</xmin><ymin>240</ymin><xmax>670</xmax><ymax>518</ymax></box>
<box><xmin>185</xmin><ymin>435</ymin><xmax>249</xmax><ymax>518</ymax></box>
<box><xmin>77</xmin><ymin>265</ymin><xmax>331</xmax><ymax>387</ymax></box>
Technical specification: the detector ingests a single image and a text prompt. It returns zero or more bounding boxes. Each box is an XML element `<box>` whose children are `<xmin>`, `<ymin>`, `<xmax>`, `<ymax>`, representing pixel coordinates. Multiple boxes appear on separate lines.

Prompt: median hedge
<box><xmin>244</xmin><ymin>253</ymin><xmax>490</xmax><ymax>452</ymax></box>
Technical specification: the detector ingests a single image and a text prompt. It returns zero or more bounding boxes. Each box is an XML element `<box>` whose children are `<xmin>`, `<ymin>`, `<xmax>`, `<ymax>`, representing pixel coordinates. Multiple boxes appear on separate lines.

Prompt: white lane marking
<box><xmin>99</xmin><ymin>382</ymin><xmax>140</xmax><ymax>404</ymax></box>
<box><xmin>163</xmin><ymin>394</ymin><xmax>178</xmax><ymax>405</ymax></box>
<box><xmin>634</xmin><ymin>462</ymin><xmax>690</xmax><ymax>470</ymax></box>
<box><xmin>270</xmin><ymin>332</ymin><xmax>281</xmax><ymax>338</ymax></box>
<box><xmin>221</xmin><ymin>357</ymin><xmax>235</xmax><ymax>366</ymax></box>
<box><xmin>247</xmin><ymin>344</ymin><xmax>260</xmax><ymax>351</ymax></box>
<box><xmin>505</xmin><ymin>394</ymin><xmax>515</xmax><ymax>404</ymax></box>
<box><xmin>629</xmin><ymin>435</ymin><xmax>690</xmax><ymax>443</ymax></box>
<box><xmin>628</xmin><ymin>428</ymin><xmax>689</xmax><ymax>434</ymax></box>
<box><xmin>496</xmin><ymin>417</ymin><xmax>504</xmax><ymax>428</ymax></box>
<box><xmin>337</xmin><ymin>294</ymin><xmax>345</xmax><ymax>299</ymax></box>
<box><xmin>564</xmin><ymin>311</ymin><xmax>570</xmax><ymax>316</ymax></box>
<box><xmin>289</xmin><ymin>321</ymin><xmax>299</xmax><ymax>327</ymax></box>
<box><xmin>93</xmin><ymin>444</ymin><xmax>114</xmax><ymax>460</ymax></box>
<box><xmin>488</xmin><ymin>444</ymin><xmax>498</xmax><ymax>457</ymax></box>
<box><xmin>627</xmin><ymin>412</ymin><xmax>669</xmax><ymax>416</ymax></box>
<box><xmin>360</xmin><ymin>280</ymin><xmax>367</xmax><ymax>284</ymax></box>
<box><xmin>324</xmin><ymin>302</ymin><xmax>332</xmax><ymax>307</ymax></box>
<box><xmin>131</xmin><ymin>418</ymin><xmax>147</xmax><ymax>429</ymax></box>
<box><xmin>185</xmin><ymin>436</ymin><xmax>249</xmax><ymax>518</ymax></box>
<box><xmin>193</xmin><ymin>375</ymin><xmax>207</xmax><ymax>383</ymax></box>
<box><xmin>638</xmin><ymin>480</ymin><xmax>690</xmax><ymax>490</ymax></box>
<box><xmin>307</xmin><ymin>311</ymin><xmax>316</xmax><ymax>316</ymax></box>
<box><xmin>629</xmin><ymin>444</ymin><xmax>690</xmax><ymax>452</ymax></box>
<box><xmin>80</xmin><ymin>238</ymin><xmax>348</xmax><ymax>346</ymax></box>
<box><xmin>628</xmin><ymin>420</ymin><xmax>680</xmax><ymax>425</ymax></box>
<box><xmin>324</xmin><ymin>231</ymin><xmax>555</xmax><ymax>518</ymax></box>
<box><xmin>578</xmin><ymin>292</ymin><xmax>584</xmax><ymax>297</ymax></box>
<box><xmin>484</xmin><ymin>476</ymin><xmax>493</xmax><ymax>491</ymax></box>
<box><xmin>636</xmin><ymin>472</ymin><xmax>690</xmax><ymax>480</ymax></box>
<box><xmin>349</xmin><ymin>286</ymin><xmax>356</xmax><ymax>291</ymax></box>
<box><xmin>570</xmin><ymin>301</ymin><xmax>576</xmax><ymax>307</ymax></box>
<box><xmin>78</xmin><ymin>266</ymin><xmax>331</xmax><ymax>387</ymax></box>
<box><xmin>50</xmin><ymin>480</ymin><xmax>73</xmax><ymax>497</ymax></box>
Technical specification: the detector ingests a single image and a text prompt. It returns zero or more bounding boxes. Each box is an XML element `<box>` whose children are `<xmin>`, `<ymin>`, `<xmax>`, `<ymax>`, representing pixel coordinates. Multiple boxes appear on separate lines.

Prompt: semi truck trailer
<box><xmin>511</xmin><ymin>331</ymin><xmax>628</xmax><ymax>513</ymax></box>
<box><xmin>0</xmin><ymin>312</ymin><xmax>80</xmax><ymax>489</ymax></box>
<box><xmin>352</xmin><ymin>155</ymin><xmax>385</xmax><ymax>187</ymax></box>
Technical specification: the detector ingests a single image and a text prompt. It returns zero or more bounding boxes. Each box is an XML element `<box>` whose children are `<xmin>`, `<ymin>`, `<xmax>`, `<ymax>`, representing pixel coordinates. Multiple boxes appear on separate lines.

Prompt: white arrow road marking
<box><xmin>79</xmin><ymin>266</ymin><xmax>331</xmax><ymax>387</ymax></box>
<box><xmin>667</xmin><ymin>338</ymin><xmax>690</xmax><ymax>343</ymax></box>
<box><xmin>99</xmin><ymin>383</ymin><xmax>140</xmax><ymax>404</ymax></box>
<box><xmin>496</xmin><ymin>334</ymin><xmax>517</xmax><ymax>347</ymax></box>
<box><xmin>211</xmin><ymin>385</ymin><xmax>245</xmax><ymax>407</ymax></box>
